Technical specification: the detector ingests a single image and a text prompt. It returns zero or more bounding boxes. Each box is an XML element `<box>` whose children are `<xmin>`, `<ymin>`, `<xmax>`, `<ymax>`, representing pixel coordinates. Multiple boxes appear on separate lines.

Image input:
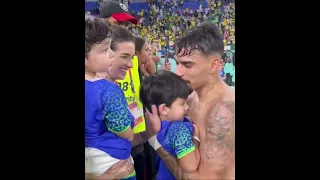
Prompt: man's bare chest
<box><xmin>187</xmin><ymin>100</ymin><xmax>214</xmax><ymax>125</ymax></box>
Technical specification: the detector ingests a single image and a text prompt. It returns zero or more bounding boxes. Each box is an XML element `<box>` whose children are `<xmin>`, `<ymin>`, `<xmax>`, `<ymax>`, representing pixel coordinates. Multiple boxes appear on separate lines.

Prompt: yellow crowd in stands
<box><xmin>129</xmin><ymin>0</ymin><xmax>235</xmax><ymax>49</ymax></box>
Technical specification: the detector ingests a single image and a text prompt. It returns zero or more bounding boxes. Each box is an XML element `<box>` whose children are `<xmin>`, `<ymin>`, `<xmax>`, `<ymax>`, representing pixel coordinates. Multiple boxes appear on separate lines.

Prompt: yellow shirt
<box><xmin>222</xmin><ymin>20</ymin><xmax>227</xmax><ymax>26</ymax></box>
<box><xmin>116</xmin><ymin>56</ymin><xmax>146</xmax><ymax>133</ymax></box>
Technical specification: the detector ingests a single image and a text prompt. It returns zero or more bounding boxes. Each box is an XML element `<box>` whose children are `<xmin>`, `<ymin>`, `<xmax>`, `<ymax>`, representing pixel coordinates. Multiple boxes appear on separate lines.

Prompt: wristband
<box><xmin>192</xmin><ymin>136</ymin><xmax>201</xmax><ymax>143</ymax></box>
<box><xmin>148</xmin><ymin>135</ymin><xmax>162</xmax><ymax>150</ymax></box>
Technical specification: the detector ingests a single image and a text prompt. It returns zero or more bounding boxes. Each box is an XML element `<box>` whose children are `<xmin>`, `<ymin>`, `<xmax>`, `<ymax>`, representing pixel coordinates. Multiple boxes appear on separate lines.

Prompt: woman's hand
<box><xmin>151</xmin><ymin>56</ymin><xmax>160</xmax><ymax>63</ymax></box>
<box><xmin>146</xmin><ymin>59</ymin><xmax>156</xmax><ymax>75</ymax></box>
<box><xmin>111</xmin><ymin>158</ymin><xmax>134</xmax><ymax>179</ymax></box>
<box><xmin>164</xmin><ymin>62</ymin><xmax>171</xmax><ymax>71</ymax></box>
<box><xmin>144</xmin><ymin>105</ymin><xmax>162</xmax><ymax>140</ymax></box>
<box><xmin>86</xmin><ymin>158</ymin><xmax>133</xmax><ymax>180</ymax></box>
<box><xmin>140</xmin><ymin>64</ymin><xmax>150</xmax><ymax>76</ymax></box>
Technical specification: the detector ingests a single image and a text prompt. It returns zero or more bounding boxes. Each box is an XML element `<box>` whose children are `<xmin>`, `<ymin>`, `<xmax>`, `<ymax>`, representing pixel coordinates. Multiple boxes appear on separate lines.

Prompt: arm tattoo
<box><xmin>205</xmin><ymin>101</ymin><xmax>235</xmax><ymax>174</ymax></box>
<box><xmin>156</xmin><ymin>147</ymin><xmax>190</xmax><ymax>180</ymax></box>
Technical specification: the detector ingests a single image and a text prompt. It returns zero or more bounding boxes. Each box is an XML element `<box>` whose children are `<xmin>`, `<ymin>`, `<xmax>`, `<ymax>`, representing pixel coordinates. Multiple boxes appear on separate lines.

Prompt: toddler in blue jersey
<box><xmin>85</xmin><ymin>80</ymin><xmax>136</xmax><ymax>179</ymax></box>
<box><xmin>85</xmin><ymin>14</ymin><xmax>135</xmax><ymax>180</ymax></box>
<box><xmin>140</xmin><ymin>70</ymin><xmax>201</xmax><ymax>180</ymax></box>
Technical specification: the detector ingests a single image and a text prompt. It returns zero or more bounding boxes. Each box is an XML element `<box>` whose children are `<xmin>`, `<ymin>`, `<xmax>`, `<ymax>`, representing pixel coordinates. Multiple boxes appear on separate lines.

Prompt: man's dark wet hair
<box><xmin>175</xmin><ymin>21</ymin><xmax>224</xmax><ymax>57</ymax></box>
<box><xmin>85</xmin><ymin>14</ymin><xmax>112</xmax><ymax>57</ymax></box>
<box><xmin>110</xmin><ymin>25</ymin><xmax>135</xmax><ymax>51</ymax></box>
<box><xmin>140</xmin><ymin>70</ymin><xmax>192</xmax><ymax>113</ymax></box>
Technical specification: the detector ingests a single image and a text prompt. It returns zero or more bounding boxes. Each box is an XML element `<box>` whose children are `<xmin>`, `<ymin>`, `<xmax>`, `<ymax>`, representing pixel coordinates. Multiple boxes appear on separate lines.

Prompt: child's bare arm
<box><xmin>169</xmin><ymin>123</ymin><xmax>201</xmax><ymax>173</ymax></box>
<box><xmin>178</xmin><ymin>148</ymin><xmax>200</xmax><ymax>173</ymax></box>
<box><xmin>115</xmin><ymin>127</ymin><xmax>134</xmax><ymax>141</ymax></box>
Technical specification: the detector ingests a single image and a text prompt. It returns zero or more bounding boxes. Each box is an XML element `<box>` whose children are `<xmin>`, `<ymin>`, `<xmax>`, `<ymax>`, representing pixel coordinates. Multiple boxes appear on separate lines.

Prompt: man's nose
<box><xmin>175</xmin><ymin>65</ymin><xmax>184</xmax><ymax>77</ymax></box>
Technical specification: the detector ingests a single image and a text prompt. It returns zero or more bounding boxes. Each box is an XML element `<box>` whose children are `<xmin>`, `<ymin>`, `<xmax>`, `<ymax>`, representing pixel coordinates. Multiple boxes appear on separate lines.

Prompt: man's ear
<box><xmin>208</xmin><ymin>57</ymin><xmax>221</xmax><ymax>74</ymax></box>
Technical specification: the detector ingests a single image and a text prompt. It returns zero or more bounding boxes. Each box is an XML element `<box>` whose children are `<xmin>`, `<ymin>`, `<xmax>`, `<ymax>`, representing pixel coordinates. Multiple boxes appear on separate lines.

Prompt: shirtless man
<box><xmin>145</xmin><ymin>22</ymin><xmax>235</xmax><ymax>179</ymax></box>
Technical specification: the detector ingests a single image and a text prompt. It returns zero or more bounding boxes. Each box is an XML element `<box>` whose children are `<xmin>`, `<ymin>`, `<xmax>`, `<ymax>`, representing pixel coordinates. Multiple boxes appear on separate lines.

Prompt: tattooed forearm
<box><xmin>156</xmin><ymin>147</ymin><xmax>190</xmax><ymax>180</ymax></box>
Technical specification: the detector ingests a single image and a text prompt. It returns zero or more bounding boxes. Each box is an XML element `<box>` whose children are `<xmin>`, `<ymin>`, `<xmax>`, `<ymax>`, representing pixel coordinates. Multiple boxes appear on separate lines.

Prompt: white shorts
<box><xmin>85</xmin><ymin>147</ymin><xmax>134</xmax><ymax>176</ymax></box>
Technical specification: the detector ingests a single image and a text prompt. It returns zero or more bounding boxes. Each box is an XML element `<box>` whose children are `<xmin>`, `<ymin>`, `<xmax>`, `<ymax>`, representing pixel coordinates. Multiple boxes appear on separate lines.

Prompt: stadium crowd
<box><xmin>130</xmin><ymin>0</ymin><xmax>235</xmax><ymax>50</ymax></box>
<box><xmin>127</xmin><ymin>0</ymin><xmax>236</xmax><ymax>86</ymax></box>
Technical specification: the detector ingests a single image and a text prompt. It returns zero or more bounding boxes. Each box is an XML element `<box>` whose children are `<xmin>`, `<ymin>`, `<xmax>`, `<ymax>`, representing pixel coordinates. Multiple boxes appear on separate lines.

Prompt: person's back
<box><xmin>224</xmin><ymin>61</ymin><xmax>233</xmax><ymax>74</ymax></box>
<box><xmin>224</xmin><ymin>60</ymin><xmax>234</xmax><ymax>85</ymax></box>
<box><xmin>140</xmin><ymin>71</ymin><xmax>200</xmax><ymax>180</ymax></box>
<box><xmin>230</xmin><ymin>67</ymin><xmax>235</xmax><ymax>86</ymax></box>
<box><xmin>220</xmin><ymin>67</ymin><xmax>225</xmax><ymax>78</ymax></box>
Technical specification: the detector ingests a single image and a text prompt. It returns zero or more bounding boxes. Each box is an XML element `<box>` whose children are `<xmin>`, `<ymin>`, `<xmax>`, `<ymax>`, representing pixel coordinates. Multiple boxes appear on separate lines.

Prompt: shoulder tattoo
<box><xmin>205</xmin><ymin>101</ymin><xmax>235</xmax><ymax>160</ymax></box>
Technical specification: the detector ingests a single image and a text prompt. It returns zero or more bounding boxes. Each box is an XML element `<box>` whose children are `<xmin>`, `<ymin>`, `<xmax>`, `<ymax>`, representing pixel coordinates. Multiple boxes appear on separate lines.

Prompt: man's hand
<box><xmin>144</xmin><ymin>105</ymin><xmax>161</xmax><ymax>140</ymax></box>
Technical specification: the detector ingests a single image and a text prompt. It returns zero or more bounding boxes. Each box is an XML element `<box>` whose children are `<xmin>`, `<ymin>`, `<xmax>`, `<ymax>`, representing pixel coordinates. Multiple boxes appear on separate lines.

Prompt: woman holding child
<box><xmin>85</xmin><ymin>15</ymin><xmax>137</xmax><ymax>180</ymax></box>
